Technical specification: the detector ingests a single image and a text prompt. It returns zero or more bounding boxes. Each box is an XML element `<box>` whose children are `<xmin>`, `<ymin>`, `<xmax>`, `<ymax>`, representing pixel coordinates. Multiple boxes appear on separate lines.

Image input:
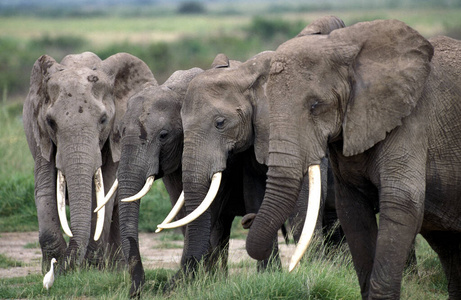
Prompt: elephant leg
<box><xmin>103</xmin><ymin>159</ymin><xmax>123</xmax><ymax>267</ymax></box>
<box><xmin>208</xmin><ymin>214</ymin><xmax>234</xmax><ymax>273</ymax></box>
<box><xmin>423</xmin><ymin>232</ymin><xmax>461</xmax><ymax>299</ymax></box>
<box><xmin>103</xmin><ymin>202</ymin><xmax>123</xmax><ymax>270</ymax></box>
<box><xmin>370</xmin><ymin>182</ymin><xmax>425</xmax><ymax>299</ymax></box>
<box><xmin>322</xmin><ymin>208</ymin><xmax>345</xmax><ymax>249</ymax></box>
<box><xmin>34</xmin><ymin>156</ymin><xmax>67</xmax><ymax>273</ymax></box>
<box><xmin>334</xmin><ymin>182</ymin><xmax>378</xmax><ymax>299</ymax></box>
<box><xmin>404</xmin><ymin>239</ymin><xmax>417</xmax><ymax>274</ymax></box>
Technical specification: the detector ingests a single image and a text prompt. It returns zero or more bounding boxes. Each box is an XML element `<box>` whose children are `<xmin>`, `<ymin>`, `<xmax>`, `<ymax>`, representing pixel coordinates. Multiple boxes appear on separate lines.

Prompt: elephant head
<box><xmin>113</xmin><ymin>67</ymin><xmax>203</xmax><ymax>297</ymax></box>
<box><xmin>23</xmin><ymin>52</ymin><xmax>155</xmax><ymax>270</ymax></box>
<box><xmin>246</xmin><ymin>18</ymin><xmax>433</xmax><ymax>292</ymax></box>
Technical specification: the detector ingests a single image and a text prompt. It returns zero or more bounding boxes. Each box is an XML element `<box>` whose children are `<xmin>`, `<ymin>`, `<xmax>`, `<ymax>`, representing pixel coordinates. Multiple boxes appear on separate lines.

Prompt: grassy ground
<box><xmin>0</xmin><ymin>235</ymin><xmax>447</xmax><ymax>299</ymax></box>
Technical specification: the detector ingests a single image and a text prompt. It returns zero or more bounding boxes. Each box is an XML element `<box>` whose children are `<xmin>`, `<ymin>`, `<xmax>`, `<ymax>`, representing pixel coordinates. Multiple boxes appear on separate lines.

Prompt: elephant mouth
<box><xmin>57</xmin><ymin>167</ymin><xmax>108</xmax><ymax>241</ymax></box>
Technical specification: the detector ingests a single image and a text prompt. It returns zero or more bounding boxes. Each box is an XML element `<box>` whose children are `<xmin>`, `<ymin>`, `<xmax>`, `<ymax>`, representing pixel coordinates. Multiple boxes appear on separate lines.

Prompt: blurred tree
<box><xmin>177</xmin><ymin>1</ymin><xmax>206</xmax><ymax>14</ymax></box>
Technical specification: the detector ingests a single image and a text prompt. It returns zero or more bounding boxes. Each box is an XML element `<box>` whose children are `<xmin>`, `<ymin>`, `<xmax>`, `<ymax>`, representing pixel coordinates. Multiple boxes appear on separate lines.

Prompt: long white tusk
<box><xmin>121</xmin><ymin>176</ymin><xmax>155</xmax><ymax>202</ymax></box>
<box><xmin>94</xmin><ymin>178</ymin><xmax>118</xmax><ymax>213</ymax></box>
<box><xmin>57</xmin><ymin>170</ymin><xmax>73</xmax><ymax>238</ymax></box>
<box><xmin>289</xmin><ymin>164</ymin><xmax>321</xmax><ymax>272</ymax></box>
<box><xmin>155</xmin><ymin>191</ymin><xmax>185</xmax><ymax>233</ymax></box>
<box><xmin>157</xmin><ymin>172</ymin><xmax>222</xmax><ymax>230</ymax></box>
<box><xmin>93</xmin><ymin>168</ymin><xmax>105</xmax><ymax>241</ymax></box>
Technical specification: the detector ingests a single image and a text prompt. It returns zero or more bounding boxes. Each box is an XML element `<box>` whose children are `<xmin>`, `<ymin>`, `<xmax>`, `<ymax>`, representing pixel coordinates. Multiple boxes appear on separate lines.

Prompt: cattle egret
<box><xmin>43</xmin><ymin>258</ymin><xmax>57</xmax><ymax>291</ymax></box>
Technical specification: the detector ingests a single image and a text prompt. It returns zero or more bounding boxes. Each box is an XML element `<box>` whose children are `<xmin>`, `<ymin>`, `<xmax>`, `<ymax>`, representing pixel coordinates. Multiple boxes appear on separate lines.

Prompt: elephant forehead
<box><xmin>50</xmin><ymin>68</ymin><xmax>110</xmax><ymax>90</ymax></box>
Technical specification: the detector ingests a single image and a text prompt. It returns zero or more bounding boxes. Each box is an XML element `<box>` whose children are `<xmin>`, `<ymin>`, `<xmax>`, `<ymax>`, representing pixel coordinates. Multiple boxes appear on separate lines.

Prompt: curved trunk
<box><xmin>246</xmin><ymin>143</ymin><xmax>304</xmax><ymax>261</ymax></box>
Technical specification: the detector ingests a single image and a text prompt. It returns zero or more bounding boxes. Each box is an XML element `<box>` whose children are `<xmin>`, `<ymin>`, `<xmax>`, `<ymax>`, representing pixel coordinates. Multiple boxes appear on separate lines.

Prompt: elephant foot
<box><xmin>162</xmin><ymin>270</ymin><xmax>185</xmax><ymax>294</ymax></box>
<box><xmin>129</xmin><ymin>276</ymin><xmax>144</xmax><ymax>299</ymax></box>
<box><xmin>163</xmin><ymin>258</ymin><xmax>201</xmax><ymax>294</ymax></box>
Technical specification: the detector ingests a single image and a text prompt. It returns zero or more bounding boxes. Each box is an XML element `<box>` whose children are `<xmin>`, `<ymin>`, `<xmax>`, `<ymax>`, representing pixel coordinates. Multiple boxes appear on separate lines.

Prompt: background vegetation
<box><xmin>0</xmin><ymin>1</ymin><xmax>459</xmax><ymax>298</ymax></box>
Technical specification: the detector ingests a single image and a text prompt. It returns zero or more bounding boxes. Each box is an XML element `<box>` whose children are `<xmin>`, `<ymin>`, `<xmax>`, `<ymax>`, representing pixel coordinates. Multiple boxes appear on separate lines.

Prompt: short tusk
<box><xmin>121</xmin><ymin>176</ymin><xmax>155</xmax><ymax>202</ymax></box>
<box><xmin>94</xmin><ymin>178</ymin><xmax>118</xmax><ymax>213</ymax></box>
<box><xmin>157</xmin><ymin>172</ymin><xmax>222</xmax><ymax>230</ymax></box>
<box><xmin>94</xmin><ymin>168</ymin><xmax>105</xmax><ymax>241</ymax></box>
<box><xmin>57</xmin><ymin>170</ymin><xmax>73</xmax><ymax>237</ymax></box>
<box><xmin>289</xmin><ymin>165</ymin><xmax>321</xmax><ymax>272</ymax></box>
<box><xmin>155</xmin><ymin>191</ymin><xmax>185</xmax><ymax>233</ymax></box>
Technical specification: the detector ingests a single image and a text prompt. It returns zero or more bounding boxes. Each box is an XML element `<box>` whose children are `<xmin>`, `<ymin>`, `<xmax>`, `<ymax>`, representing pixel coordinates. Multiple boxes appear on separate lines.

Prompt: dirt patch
<box><xmin>0</xmin><ymin>232</ymin><xmax>295</xmax><ymax>278</ymax></box>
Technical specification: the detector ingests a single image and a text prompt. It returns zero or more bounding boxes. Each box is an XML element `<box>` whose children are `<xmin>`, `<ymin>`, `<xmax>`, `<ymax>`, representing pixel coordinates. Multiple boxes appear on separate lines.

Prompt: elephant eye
<box><xmin>99</xmin><ymin>114</ymin><xmax>108</xmax><ymax>125</ymax></box>
<box><xmin>309</xmin><ymin>99</ymin><xmax>328</xmax><ymax>116</ymax></box>
<box><xmin>159</xmin><ymin>130</ymin><xmax>168</xmax><ymax>140</ymax></box>
<box><xmin>215</xmin><ymin>117</ymin><xmax>226</xmax><ymax>129</ymax></box>
<box><xmin>310</xmin><ymin>101</ymin><xmax>319</xmax><ymax>112</ymax></box>
<box><xmin>46</xmin><ymin>116</ymin><xmax>57</xmax><ymax>131</ymax></box>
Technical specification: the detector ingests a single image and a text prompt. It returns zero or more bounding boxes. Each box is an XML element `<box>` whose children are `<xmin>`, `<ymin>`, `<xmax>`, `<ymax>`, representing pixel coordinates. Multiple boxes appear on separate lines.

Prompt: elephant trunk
<box><xmin>117</xmin><ymin>143</ymin><xmax>149</xmax><ymax>262</ymax></box>
<box><xmin>57</xmin><ymin>131</ymin><xmax>102</xmax><ymax>267</ymax></box>
<box><xmin>180</xmin><ymin>167</ymin><xmax>213</xmax><ymax>268</ymax></box>
<box><xmin>63</xmin><ymin>162</ymin><xmax>95</xmax><ymax>266</ymax></box>
<box><xmin>117</xmin><ymin>141</ymin><xmax>152</xmax><ymax>296</ymax></box>
<box><xmin>246</xmin><ymin>140</ymin><xmax>305</xmax><ymax>261</ymax></box>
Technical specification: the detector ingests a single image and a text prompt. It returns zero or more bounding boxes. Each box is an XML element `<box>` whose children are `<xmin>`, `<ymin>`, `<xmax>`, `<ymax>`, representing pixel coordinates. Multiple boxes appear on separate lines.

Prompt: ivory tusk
<box><xmin>93</xmin><ymin>168</ymin><xmax>105</xmax><ymax>241</ymax></box>
<box><xmin>57</xmin><ymin>171</ymin><xmax>73</xmax><ymax>237</ymax></box>
<box><xmin>120</xmin><ymin>176</ymin><xmax>155</xmax><ymax>202</ymax></box>
<box><xmin>289</xmin><ymin>164</ymin><xmax>321</xmax><ymax>272</ymax></box>
<box><xmin>93</xmin><ymin>178</ymin><xmax>118</xmax><ymax>213</ymax></box>
<box><xmin>155</xmin><ymin>191</ymin><xmax>185</xmax><ymax>233</ymax></box>
<box><xmin>157</xmin><ymin>172</ymin><xmax>222</xmax><ymax>230</ymax></box>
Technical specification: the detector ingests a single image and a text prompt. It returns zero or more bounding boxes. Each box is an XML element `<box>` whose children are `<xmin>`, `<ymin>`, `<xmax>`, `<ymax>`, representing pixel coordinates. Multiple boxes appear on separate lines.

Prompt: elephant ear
<box><xmin>211</xmin><ymin>53</ymin><xmax>230</xmax><ymax>68</ymax></box>
<box><xmin>164</xmin><ymin>67</ymin><xmax>204</xmax><ymax>97</ymax></box>
<box><xmin>235</xmin><ymin>51</ymin><xmax>274</xmax><ymax>165</ymax></box>
<box><xmin>210</xmin><ymin>53</ymin><xmax>242</xmax><ymax>69</ymax></box>
<box><xmin>100</xmin><ymin>53</ymin><xmax>157</xmax><ymax>162</ymax></box>
<box><xmin>297</xmin><ymin>15</ymin><xmax>345</xmax><ymax>36</ymax></box>
<box><xmin>333</xmin><ymin>19</ymin><xmax>434</xmax><ymax>156</ymax></box>
<box><xmin>23</xmin><ymin>55</ymin><xmax>62</xmax><ymax>161</ymax></box>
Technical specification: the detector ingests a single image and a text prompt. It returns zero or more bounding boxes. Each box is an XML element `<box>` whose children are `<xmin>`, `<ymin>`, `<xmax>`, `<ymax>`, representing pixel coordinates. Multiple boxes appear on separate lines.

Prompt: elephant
<box><xmin>245</xmin><ymin>18</ymin><xmax>461</xmax><ymax>299</ymax></box>
<box><xmin>157</xmin><ymin>16</ymin><xmax>347</xmax><ymax>290</ymax></box>
<box><xmin>113</xmin><ymin>67</ymin><xmax>203</xmax><ymax>297</ymax></box>
<box><xmin>23</xmin><ymin>51</ymin><xmax>155</xmax><ymax>272</ymax></box>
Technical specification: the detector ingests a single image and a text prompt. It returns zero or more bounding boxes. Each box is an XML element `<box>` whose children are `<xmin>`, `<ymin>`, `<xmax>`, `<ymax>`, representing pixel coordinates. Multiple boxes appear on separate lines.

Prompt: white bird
<box><xmin>43</xmin><ymin>258</ymin><xmax>57</xmax><ymax>291</ymax></box>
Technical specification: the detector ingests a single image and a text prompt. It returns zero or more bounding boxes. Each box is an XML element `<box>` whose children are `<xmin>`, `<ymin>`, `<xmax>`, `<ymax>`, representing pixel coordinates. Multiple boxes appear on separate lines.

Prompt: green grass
<box><xmin>23</xmin><ymin>242</ymin><xmax>40</xmax><ymax>249</ymax></box>
<box><xmin>0</xmin><ymin>254</ymin><xmax>23</xmax><ymax>268</ymax></box>
<box><xmin>0</xmin><ymin>235</ymin><xmax>447</xmax><ymax>299</ymax></box>
<box><xmin>0</xmin><ymin>102</ymin><xmax>36</xmax><ymax>231</ymax></box>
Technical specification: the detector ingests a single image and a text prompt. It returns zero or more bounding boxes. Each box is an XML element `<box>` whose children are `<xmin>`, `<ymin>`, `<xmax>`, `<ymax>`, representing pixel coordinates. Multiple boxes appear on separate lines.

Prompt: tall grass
<box><xmin>0</xmin><ymin>235</ymin><xmax>447</xmax><ymax>299</ymax></box>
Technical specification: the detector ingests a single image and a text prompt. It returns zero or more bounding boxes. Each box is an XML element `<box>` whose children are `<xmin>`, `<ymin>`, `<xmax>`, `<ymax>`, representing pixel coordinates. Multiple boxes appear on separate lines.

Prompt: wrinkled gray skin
<box><xmin>247</xmin><ymin>19</ymin><xmax>461</xmax><ymax>299</ymax></box>
<box><xmin>23</xmin><ymin>52</ymin><xmax>154</xmax><ymax>272</ymax></box>
<box><xmin>116</xmin><ymin>68</ymin><xmax>203</xmax><ymax>297</ymax></box>
<box><xmin>169</xmin><ymin>16</ymin><xmax>347</xmax><ymax>291</ymax></box>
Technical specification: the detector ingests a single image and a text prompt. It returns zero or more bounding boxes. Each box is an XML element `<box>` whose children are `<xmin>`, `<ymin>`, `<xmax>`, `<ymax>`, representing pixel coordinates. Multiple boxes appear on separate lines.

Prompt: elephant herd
<box><xmin>23</xmin><ymin>15</ymin><xmax>461</xmax><ymax>299</ymax></box>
